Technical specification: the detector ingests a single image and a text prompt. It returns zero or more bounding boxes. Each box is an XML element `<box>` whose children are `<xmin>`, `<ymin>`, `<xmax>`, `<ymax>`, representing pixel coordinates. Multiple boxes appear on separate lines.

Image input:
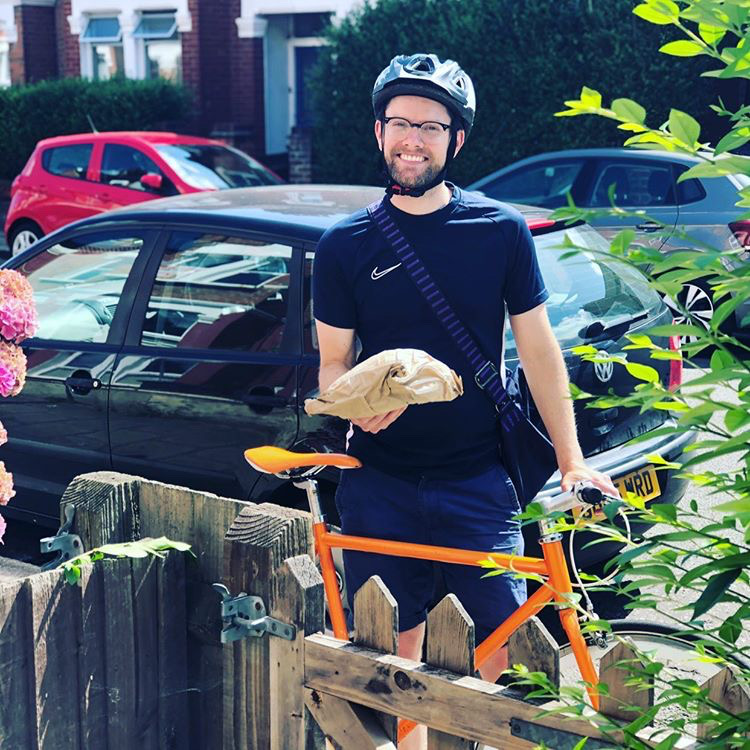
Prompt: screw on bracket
<box><xmin>40</xmin><ymin>504</ymin><xmax>83</xmax><ymax>571</ymax></box>
<box><xmin>212</xmin><ymin>583</ymin><xmax>296</xmax><ymax>643</ymax></box>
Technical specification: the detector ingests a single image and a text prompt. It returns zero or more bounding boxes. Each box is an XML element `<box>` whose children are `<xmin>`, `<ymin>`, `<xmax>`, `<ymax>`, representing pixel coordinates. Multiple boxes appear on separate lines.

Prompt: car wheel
<box><xmin>664</xmin><ymin>279</ymin><xmax>715</xmax><ymax>344</ymax></box>
<box><xmin>8</xmin><ymin>221</ymin><xmax>44</xmax><ymax>257</ymax></box>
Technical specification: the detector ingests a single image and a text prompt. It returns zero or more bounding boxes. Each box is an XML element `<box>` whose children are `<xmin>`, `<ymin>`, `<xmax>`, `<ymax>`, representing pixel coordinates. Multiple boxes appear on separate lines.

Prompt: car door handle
<box><xmin>242</xmin><ymin>387</ymin><xmax>289</xmax><ymax>412</ymax></box>
<box><xmin>65</xmin><ymin>372</ymin><xmax>101</xmax><ymax>395</ymax></box>
<box><xmin>635</xmin><ymin>222</ymin><xmax>662</xmax><ymax>232</ymax></box>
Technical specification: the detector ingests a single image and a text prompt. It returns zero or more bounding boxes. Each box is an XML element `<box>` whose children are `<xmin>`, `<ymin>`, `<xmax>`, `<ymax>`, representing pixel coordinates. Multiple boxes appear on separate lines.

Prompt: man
<box><xmin>313</xmin><ymin>53</ymin><xmax>617</xmax><ymax>740</ymax></box>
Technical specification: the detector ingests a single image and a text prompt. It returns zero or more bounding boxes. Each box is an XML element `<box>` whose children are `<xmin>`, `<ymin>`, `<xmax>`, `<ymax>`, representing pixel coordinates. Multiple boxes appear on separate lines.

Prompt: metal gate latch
<box><xmin>212</xmin><ymin>584</ymin><xmax>296</xmax><ymax>643</ymax></box>
<box><xmin>40</xmin><ymin>504</ymin><xmax>83</xmax><ymax>571</ymax></box>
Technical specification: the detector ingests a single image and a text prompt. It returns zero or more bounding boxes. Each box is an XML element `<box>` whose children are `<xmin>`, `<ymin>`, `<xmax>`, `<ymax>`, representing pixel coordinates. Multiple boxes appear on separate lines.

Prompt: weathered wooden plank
<box><xmin>304</xmin><ymin>688</ymin><xmax>396</xmax><ymax>750</ymax></box>
<box><xmin>102</xmin><ymin>557</ymin><xmax>137</xmax><ymax>750</ymax></box>
<box><xmin>507</xmin><ymin>616</ymin><xmax>560</xmax><ymax>690</ymax></box>
<box><xmin>270</xmin><ymin>554</ymin><xmax>325</xmax><ymax>750</ymax></box>
<box><xmin>0</xmin><ymin>578</ymin><xmax>35</xmax><ymax>749</ymax></box>
<box><xmin>223</xmin><ymin>502</ymin><xmax>313</xmax><ymax>750</ymax></box>
<box><xmin>426</xmin><ymin>595</ymin><xmax>474</xmax><ymax>750</ymax></box>
<box><xmin>62</xmin><ymin>471</ymin><xmax>142</xmax><ymax>549</ymax></box>
<box><xmin>599</xmin><ymin>638</ymin><xmax>654</xmax><ymax>722</ymax></box>
<box><xmin>353</xmin><ymin>576</ymin><xmax>399</xmax><ymax>744</ymax></box>
<box><xmin>138</xmin><ymin>479</ymin><xmax>249</xmax><ymax>750</ymax></box>
<box><xmin>132</xmin><ymin>555</ymin><xmax>160</xmax><ymax>749</ymax></box>
<box><xmin>27</xmin><ymin>569</ymin><xmax>81</xmax><ymax>749</ymax></box>
<box><xmin>156</xmin><ymin>550</ymin><xmax>189</xmax><ymax>750</ymax></box>
<box><xmin>697</xmin><ymin>663</ymin><xmax>750</xmax><ymax>740</ymax></box>
<box><xmin>77</xmin><ymin>563</ymin><xmax>108</xmax><ymax>750</ymax></box>
<box><xmin>304</xmin><ymin>633</ymin><xmax>613</xmax><ymax>748</ymax></box>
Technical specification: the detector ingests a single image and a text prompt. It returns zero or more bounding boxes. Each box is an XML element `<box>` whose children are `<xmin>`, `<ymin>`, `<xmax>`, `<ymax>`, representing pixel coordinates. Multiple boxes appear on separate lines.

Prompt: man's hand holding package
<box><xmin>305</xmin><ymin>348</ymin><xmax>463</xmax><ymax>432</ymax></box>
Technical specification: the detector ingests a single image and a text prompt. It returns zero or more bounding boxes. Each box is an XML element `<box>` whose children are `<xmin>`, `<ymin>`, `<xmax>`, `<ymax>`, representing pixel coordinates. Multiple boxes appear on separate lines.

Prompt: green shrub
<box><xmin>309</xmin><ymin>0</ymin><xmax>721</xmax><ymax>186</ymax></box>
<box><xmin>0</xmin><ymin>77</ymin><xmax>193</xmax><ymax>180</ymax></box>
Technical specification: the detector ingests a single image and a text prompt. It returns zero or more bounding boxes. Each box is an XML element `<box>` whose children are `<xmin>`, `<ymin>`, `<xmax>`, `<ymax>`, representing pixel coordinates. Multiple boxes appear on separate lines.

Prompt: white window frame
<box><xmin>132</xmin><ymin>10</ymin><xmax>180</xmax><ymax>81</ymax></box>
<box><xmin>80</xmin><ymin>15</ymin><xmax>123</xmax><ymax>80</ymax></box>
<box><xmin>288</xmin><ymin>36</ymin><xmax>325</xmax><ymax>130</ymax></box>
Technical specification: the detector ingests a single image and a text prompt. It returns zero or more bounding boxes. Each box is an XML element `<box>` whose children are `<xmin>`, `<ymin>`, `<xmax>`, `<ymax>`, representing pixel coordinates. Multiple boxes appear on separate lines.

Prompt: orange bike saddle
<box><xmin>244</xmin><ymin>446</ymin><xmax>362</xmax><ymax>475</ymax></box>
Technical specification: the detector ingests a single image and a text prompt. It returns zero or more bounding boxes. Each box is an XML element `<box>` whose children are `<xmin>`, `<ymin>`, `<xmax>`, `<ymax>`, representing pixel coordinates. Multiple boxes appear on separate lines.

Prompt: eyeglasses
<box><xmin>383</xmin><ymin>116</ymin><xmax>452</xmax><ymax>143</ymax></box>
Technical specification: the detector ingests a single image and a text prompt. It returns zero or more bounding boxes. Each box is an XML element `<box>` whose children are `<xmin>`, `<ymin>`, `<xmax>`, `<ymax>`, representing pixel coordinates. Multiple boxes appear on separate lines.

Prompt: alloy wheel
<box><xmin>664</xmin><ymin>283</ymin><xmax>714</xmax><ymax>344</ymax></box>
<box><xmin>11</xmin><ymin>229</ymin><xmax>40</xmax><ymax>256</ymax></box>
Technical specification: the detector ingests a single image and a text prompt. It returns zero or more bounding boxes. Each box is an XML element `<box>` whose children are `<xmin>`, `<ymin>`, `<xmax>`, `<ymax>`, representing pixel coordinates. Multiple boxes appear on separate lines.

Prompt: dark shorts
<box><xmin>335</xmin><ymin>462</ymin><xmax>527</xmax><ymax>643</ymax></box>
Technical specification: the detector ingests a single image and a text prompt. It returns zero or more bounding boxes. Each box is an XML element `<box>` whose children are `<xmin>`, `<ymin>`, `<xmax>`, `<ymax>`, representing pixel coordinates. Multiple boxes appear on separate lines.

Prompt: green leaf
<box><xmin>633</xmin><ymin>3</ymin><xmax>675</xmax><ymax>25</ymax></box>
<box><xmin>719</xmin><ymin>617</ymin><xmax>742</xmax><ymax>644</ymax></box>
<box><xmin>669</xmin><ymin>109</ymin><xmax>700</xmax><ymax>146</ymax></box>
<box><xmin>610</xmin><ymin>228</ymin><xmax>636</xmax><ymax>255</ymax></box>
<box><xmin>580</xmin><ymin>86</ymin><xmax>602</xmax><ymax>108</ymax></box>
<box><xmin>692</xmin><ymin>568</ymin><xmax>742</xmax><ymax>618</ymax></box>
<box><xmin>611</xmin><ymin>98</ymin><xmax>646</xmax><ymax>124</ymax></box>
<box><xmin>659</xmin><ymin>40</ymin><xmax>706</xmax><ymax>57</ymax></box>
<box><xmin>625</xmin><ymin>361</ymin><xmax>660</xmax><ymax>383</ymax></box>
<box><xmin>647</xmin><ymin>324</ymin><xmax>707</xmax><ymax>338</ymax></box>
<box><xmin>714</xmin><ymin>128</ymin><xmax>750</xmax><ymax>155</ymax></box>
<box><xmin>725</xmin><ymin>408</ymin><xmax>750</xmax><ymax>432</ymax></box>
<box><xmin>698</xmin><ymin>24</ymin><xmax>725</xmax><ymax>45</ymax></box>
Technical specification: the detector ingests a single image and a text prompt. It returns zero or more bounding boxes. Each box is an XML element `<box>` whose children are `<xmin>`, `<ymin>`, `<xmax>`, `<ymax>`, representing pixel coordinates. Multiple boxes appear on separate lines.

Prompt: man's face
<box><xmin>375</xmin><ymin>95</ymin><xmax>464</xmax><ymax>190</ymax></box>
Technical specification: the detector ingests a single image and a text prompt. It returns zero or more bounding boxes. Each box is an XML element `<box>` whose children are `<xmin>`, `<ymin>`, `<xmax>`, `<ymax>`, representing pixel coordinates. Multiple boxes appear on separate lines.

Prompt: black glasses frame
<box><xmin>383</xmin><ymin>116</ymin><xmax>452</xmax><ymax>134</ymax></box>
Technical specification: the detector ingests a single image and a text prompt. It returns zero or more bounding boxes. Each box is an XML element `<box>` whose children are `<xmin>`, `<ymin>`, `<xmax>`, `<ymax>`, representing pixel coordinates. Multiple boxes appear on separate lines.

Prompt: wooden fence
<box><xmin>1</xmin><ymin>471</ymin><xmax>746</xmax><ymax>749</ymax></box>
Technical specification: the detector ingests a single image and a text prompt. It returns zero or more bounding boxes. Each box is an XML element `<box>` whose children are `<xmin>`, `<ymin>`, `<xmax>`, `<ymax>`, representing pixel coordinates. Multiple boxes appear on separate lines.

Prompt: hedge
<box><xmin>0</xmin><ymin>77</ymin><xmax>193</xmax><ymax>180</ymax></box>
<box><xmin>309</xmin><ymin>0</ymin><xmax>722</xmax><ymax>187</ymax></box>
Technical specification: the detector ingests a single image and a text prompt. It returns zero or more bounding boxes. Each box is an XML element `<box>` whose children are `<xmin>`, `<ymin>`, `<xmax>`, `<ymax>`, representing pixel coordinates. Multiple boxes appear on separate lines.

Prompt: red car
<box><xmin>4</xmin><ymin>131</ymin><xmax>283</xmax><ymax>256</ymax></box>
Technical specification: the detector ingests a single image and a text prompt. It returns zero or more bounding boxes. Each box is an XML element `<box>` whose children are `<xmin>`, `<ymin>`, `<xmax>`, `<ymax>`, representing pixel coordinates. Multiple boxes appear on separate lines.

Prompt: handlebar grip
<box><xmin>579</xmin><ymin>485</ymin><xmax>604</xmax><ymax>505</ymax></box>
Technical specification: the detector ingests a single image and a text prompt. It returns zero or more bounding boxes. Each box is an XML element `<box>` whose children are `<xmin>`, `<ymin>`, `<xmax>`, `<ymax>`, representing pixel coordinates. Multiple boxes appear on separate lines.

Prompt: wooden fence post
<box><xmin>697</xmin><ymin>663</ymin><xmax>750</xmax><ymax>740</ymax></box>
<box><xmin>507</xmin><ymin>616</ymin><xmax>560</xmax><ymax>692</ymax></box>
<box><xmin>599</xmin><ymin>638</ymin><xmax>655</xmax><ymax>722</ymax></box>
<box><xmin>61</xmin><ymin>472</ymin><xmax>142</xmax><ymax>547</ymax></box>
<box><xmin>0</xmin><ymin>578</ymin><xmax>34</xmax><ymax>749</ymax></box>
<box><xmin>223</xmin><ymin>502</ymin><xmax>313</xmax><ymax>750</ymax></box>
<box><xmin>270</xmin><ymin>554</ymin><xmax>325</xmax><ymax>750</ymax></box>
<box><xmin>354</xmin><ymin>576</ymin><xmax>399</xmax><ymax>744</ymax></box>
<box><xmin>425</xmin><ymin>594</ymin><xmax>475</xmax><ymax>750</ymax></box>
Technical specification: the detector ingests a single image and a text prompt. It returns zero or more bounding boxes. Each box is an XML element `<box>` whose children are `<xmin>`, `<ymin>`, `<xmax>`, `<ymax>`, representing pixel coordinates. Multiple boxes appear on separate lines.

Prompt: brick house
<box><xmin>0</xmin><ymin>0</ymin><xmax>361</xmax><ymax>176</ymax></box>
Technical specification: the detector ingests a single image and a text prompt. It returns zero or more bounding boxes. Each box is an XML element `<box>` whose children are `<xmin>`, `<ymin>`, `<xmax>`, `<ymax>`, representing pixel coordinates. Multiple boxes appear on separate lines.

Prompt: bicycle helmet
<box><xmin>372</xmin><ymin>53</ymin><xmax>476</xmax><ymax>197</ymax></box>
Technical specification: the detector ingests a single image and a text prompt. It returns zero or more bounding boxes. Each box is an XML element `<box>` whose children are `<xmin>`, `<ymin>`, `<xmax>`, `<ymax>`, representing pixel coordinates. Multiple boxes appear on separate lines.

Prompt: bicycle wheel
<box><xmin>560</xmin><ymin>618</ymin><xmax>750</xmax><ymax>673</ymax></box>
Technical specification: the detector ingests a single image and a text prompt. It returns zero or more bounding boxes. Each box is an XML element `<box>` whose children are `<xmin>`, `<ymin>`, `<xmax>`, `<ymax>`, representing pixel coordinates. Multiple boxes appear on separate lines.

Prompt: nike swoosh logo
<box><xmin>371</xmin><ymin>263</ymin><xmax>402</xmax><ymax>280</ymax></box>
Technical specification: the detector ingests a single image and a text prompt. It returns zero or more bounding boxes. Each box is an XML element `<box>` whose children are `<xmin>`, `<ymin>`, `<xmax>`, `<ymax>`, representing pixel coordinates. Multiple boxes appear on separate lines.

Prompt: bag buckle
<box><xmin>475</xmin><ymin>361</ymin><xmax>500</xmax><ymax>390</ymax></box>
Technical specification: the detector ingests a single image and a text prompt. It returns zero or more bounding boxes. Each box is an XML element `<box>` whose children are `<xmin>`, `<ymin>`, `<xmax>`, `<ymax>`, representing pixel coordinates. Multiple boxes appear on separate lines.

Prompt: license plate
<box><xmin>573</xmin><ymin>465</ymin><xmax>660</xmax><ymax>520</ymax></box>
<box><xmin>613</xmin><ymin>465</ymin><xmax>661</xmax><ymax>503</ymax></box>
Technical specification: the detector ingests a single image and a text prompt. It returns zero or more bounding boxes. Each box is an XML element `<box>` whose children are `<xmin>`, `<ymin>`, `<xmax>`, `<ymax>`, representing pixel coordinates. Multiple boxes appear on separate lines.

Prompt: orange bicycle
<box><xmin>244</xmin><ymin>445</ymin><xmax>733</xmax><ymax>742</ymax></box>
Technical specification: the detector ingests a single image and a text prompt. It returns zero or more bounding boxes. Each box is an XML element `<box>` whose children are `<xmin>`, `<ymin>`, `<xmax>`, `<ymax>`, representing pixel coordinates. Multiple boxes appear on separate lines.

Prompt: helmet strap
<box><xmin>382</xmin><ymin>127</ymin><xmax>457</xmax><ymax>198</ymax></box>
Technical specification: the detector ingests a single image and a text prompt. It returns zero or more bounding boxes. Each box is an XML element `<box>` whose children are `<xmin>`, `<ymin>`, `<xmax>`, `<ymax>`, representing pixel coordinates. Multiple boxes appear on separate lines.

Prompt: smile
<box><xmin>398</xmin><ymin>153</ymin><xmax>427</xmax><ymax>163</ymax></box>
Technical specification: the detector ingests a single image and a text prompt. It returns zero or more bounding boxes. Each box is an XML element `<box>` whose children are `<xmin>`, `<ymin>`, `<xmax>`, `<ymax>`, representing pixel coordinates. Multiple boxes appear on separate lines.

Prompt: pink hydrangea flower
<box><xmin>0</xmin><ymin>341</ymin><xmax>26</xmax><ymax>397</ymax></box>
<box><xmin>0</xmin><ymin>512</ymin><xmax>5</xmax><ymax>544</ymax></box>
<box><xmin>0</xmin><ymin>270</ymin><xmax>37</xmax><ymax>344</ymax></box>
<box><xmin>0</xmin><ymin>462</ymin><xmax>15</xmax><ymax>506</ymax></box>
<box><xmin>0</xmin><ymin>421</ymin><xmax>7</xmax><ymax>446</ymax></box>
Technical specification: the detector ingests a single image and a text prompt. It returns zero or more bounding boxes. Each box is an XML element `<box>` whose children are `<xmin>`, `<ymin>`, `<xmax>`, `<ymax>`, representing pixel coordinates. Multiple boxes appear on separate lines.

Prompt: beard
<box><xmin>384</xmin><ymin>152</ymin><xmax>445</xmax><ymax>190</ymax></box>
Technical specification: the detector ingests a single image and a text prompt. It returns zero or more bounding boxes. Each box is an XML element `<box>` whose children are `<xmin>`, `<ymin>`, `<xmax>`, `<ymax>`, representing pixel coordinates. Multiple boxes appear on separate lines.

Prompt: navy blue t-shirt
<box><xmin>313</xmin><ymin>185</ymin><xmax>548</xmax><ymax>479</ymax></box>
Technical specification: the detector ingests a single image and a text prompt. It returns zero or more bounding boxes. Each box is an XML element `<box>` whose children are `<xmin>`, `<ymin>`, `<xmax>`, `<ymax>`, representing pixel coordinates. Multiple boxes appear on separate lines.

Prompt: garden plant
<box><xmin>488</xmin><ymin>0</ymin><xmax>750</xmax><ymax>747</ymax></box>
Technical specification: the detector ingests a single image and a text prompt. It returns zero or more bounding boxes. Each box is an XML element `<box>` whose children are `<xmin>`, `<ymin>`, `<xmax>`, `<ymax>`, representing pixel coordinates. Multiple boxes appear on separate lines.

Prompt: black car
<box><xmin>1</xmin><ymin>185</ymin><xmax>692</xmax><ymax>565</ymax></box>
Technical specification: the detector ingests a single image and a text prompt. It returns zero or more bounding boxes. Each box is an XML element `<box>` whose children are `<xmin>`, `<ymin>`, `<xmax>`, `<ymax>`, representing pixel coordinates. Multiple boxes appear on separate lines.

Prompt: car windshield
<box><xmin>155</xmin><ymin>144</ymin><xmax>282</xmax><ymax>189</ymax></box>
<box><xmin>505</xmin><ymin>225</ymin><xmax>663</xmax><ymax>357</ymax></box>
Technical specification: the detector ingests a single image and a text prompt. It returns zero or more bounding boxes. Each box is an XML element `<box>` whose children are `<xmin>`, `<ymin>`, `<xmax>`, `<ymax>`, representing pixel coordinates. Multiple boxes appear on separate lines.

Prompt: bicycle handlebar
<box><xmin>535</xmin><ymin>481</ymin><xmax>616</xmax><ymax>516</ymax></box>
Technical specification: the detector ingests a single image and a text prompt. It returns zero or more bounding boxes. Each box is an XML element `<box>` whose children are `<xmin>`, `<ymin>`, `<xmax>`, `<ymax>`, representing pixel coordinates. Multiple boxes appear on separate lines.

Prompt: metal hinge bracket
<box><xmin>212</xmin><ymin>584</ymin><xmax>296</xmax><ymax>643</ymax></box>
<box><xmin>40</xmin><ymin>504</ymin><xmax>83</xmax><ymax>571</ymax></box>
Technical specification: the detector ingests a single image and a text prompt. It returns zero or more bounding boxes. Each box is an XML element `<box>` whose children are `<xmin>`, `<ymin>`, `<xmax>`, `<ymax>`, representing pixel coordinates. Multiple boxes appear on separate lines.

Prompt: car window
<box><xmin>17</xmin><ymin>233</ymin><xmax>143</xmax><ymax>343</ymax></box>
<box><xmin>478</xmin><ymin>162</ymin><xmax>584</xmax><ymax>208</ymax></box>
<box><xmin>42</xmin><ymin>144</ymin><xmax>94</xmax><ymax>180</ymax></box>
<box><xmin>505</xmin><ymin>226</ymin><xmax>663</xmax><ymax>357</ymax></box>
<box><xmin>155</xmin><ymin>144</ymin><xmax>282</xmax><ymax>189</ymax></box>
<box><xmin>590</xmin><ymin>161</ymin><xmax>676</xmax><ymax>207</ymax></box>
<box><xmin>673</xmin><ymin>164</ymin><xmax>707</xmax><ymax>204</ymax></box>
<box><xmin>141</xmin><ymin>231</ymin><xmax>293</xmax><ymax>353</ymax></box>
<box><xmin>100</xmin><ymin>143</ymin><xmax>169</xmax><ymax>192</ymax></box>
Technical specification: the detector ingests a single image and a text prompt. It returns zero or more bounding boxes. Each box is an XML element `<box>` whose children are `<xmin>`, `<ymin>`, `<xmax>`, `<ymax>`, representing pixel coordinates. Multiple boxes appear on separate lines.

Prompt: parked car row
<box><xmin>3</xmin><ymin>131</ymin><xmax>282</xmax><ymax>257</ymax></box>
<box><xmin>468</xmin><ymin>148</ymin><xmax>750</xmax><ymax>340</ymax></box>
<box><xmin>0</xmin><ymin>184</ymin><xmax>693</xmax><ymax>567</ymax></box>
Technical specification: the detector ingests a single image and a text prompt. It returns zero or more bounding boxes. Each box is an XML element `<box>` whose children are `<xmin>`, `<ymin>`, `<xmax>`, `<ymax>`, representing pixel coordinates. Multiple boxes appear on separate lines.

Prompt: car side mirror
<box><xmin>141</xmin><ymin>173</ymin><xmax>163</xmax><ymax>191</ymax></box>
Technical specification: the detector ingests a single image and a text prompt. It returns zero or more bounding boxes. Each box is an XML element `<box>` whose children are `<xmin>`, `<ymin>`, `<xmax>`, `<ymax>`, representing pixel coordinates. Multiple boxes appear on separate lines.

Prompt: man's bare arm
<box><xmin>315</xmin><ymin>319</ymin><xmax>405</xmax><ymax>434</ymax></box>
<box><xmin>509</xmin><ymin>304</ymin><xmax>618</xmax><ymax>495</ymax></box>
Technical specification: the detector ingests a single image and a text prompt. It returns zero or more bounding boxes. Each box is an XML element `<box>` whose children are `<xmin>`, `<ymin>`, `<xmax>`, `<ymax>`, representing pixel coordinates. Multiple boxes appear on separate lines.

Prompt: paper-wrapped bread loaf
<box><xmin>304</xmin><ymin>348</ymin><xmax>463</xmax><ymax>419</ymax></box>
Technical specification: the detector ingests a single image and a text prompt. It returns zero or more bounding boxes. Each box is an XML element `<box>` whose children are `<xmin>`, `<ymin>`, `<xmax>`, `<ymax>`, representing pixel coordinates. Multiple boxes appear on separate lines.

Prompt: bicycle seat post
<box><xmin>293</xmin><ymin>477</ymin><xmax>324</xmax><ymax>523</ymax></box>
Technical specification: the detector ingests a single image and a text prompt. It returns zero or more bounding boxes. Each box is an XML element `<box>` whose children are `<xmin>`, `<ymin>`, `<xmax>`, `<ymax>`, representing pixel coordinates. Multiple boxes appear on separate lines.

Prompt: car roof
<box><xmin>35</xmin><ymin>131</ymin><xmax>226</xmax><ymax>149</ymax></box>
<box><xmin>55</xmin><ymin>184</ymin><xmax>553</xmax><ymax>244</ymax></box>
<box><xmin>468</xmin><ymin>148</ymin><xmax>710</xmax><ymax>189</ymax></box>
